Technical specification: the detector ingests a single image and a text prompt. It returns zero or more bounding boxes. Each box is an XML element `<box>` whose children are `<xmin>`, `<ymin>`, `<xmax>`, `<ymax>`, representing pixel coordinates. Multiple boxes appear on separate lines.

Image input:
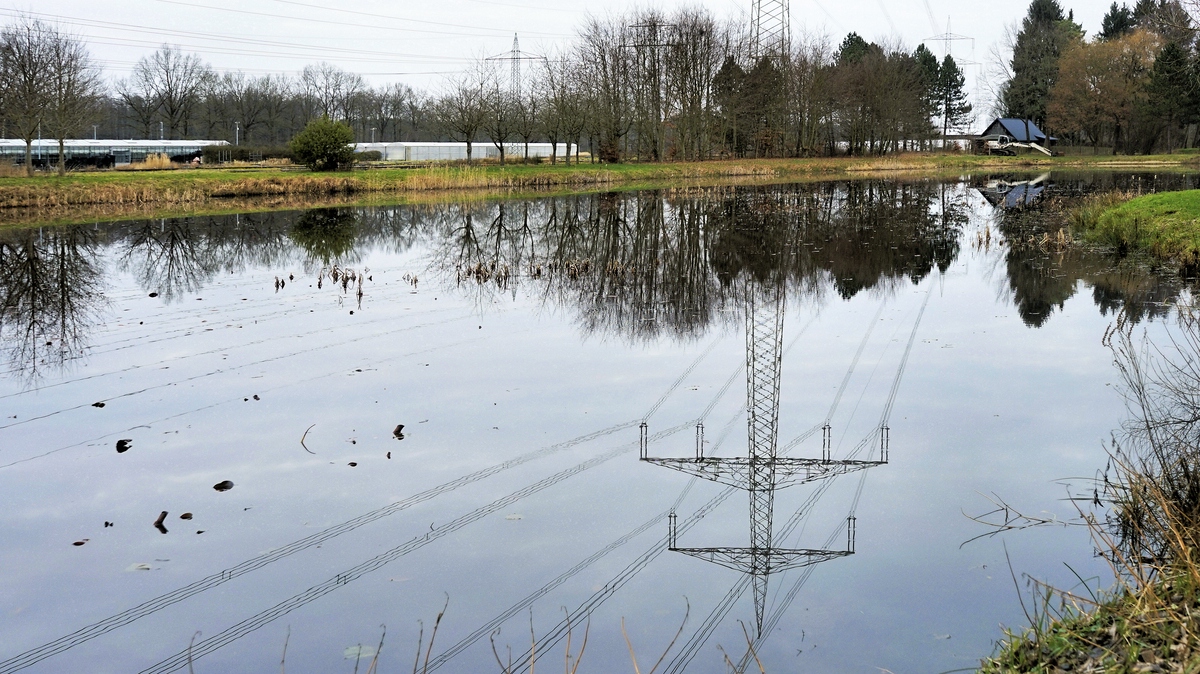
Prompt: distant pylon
<box><xmin>486</xmin><ymin>33</ymin><xmax>544</xmax><ymax>100</ymax></box>
<box><xmin>750</xmin><ymin>0</ymin><xmax>789</xmax><ymax>61</ymax></box>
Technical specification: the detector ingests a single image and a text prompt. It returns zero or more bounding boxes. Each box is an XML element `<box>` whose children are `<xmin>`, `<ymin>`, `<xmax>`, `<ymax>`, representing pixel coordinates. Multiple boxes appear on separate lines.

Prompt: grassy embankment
<box><xmin>1073</xmin><ymin>190</ymin><xmax>1200</xmax><ymax>267</ymax></box>
<box><xmin>5</xmin><ymin>152</ymin><xmax>1199</xmax><ymax>227</ymax></box>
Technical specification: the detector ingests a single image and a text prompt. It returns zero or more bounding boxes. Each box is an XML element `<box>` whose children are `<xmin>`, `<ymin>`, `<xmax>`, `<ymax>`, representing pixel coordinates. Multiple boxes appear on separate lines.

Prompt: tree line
<box><xmin>2</xmin><ymin>10</ymin><xmax>979</xmax><ymax>169</ymax></box>
<box><xmin>1000</xmin><ymin>0</ymin><xmax>1200</xmax><ymax>153</ymax></box>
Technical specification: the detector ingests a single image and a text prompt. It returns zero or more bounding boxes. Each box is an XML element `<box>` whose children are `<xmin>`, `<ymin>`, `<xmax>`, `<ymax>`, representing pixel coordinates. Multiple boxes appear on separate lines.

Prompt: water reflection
<box><xmin>977</xmin><ymin>172</ymin><xmax>1199</xmax><ymax>327</ymax></box>
<box><xmin>0</xmin><ymin>226</ymin><xmax>106</xmax><ymax>382</ymax></box>
<box><xmin>0</xmin><ymin>174</ymin><xmax>1195</xmax><ymax>383</ymax></box>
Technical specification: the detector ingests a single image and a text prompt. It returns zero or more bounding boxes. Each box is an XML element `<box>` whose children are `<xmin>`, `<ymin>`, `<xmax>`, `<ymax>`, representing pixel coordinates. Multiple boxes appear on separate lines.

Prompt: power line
<box><xmin>156</xmin><ymin>0</ymin><xmax>571</xmax><ymax>38</ymax></box>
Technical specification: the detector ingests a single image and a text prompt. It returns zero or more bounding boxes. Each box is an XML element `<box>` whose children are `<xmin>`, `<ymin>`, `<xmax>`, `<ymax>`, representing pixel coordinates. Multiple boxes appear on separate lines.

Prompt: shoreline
<box><xmin>4</xmin><ymin>153</ymin><xmax>1197</xmax><ymax>228</ymax></box>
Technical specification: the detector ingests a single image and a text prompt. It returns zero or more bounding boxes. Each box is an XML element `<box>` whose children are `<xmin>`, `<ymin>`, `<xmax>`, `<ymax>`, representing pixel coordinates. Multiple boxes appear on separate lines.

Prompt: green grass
<box><xmin>1074</xmin><ymin>190</ymin><xmax>1200</xmax><ymax>266</ymax></box>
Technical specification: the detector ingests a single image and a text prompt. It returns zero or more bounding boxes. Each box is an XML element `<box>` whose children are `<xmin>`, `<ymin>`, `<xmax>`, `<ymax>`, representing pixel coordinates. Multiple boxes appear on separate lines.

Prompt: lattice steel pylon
<box><xmin>641</xmin><ymin>281</ymin><xmax>883</xmax><ymax>635</ymax></box>
<box><xmin>750</xmin><ymin>0</ymin><xmax>790</xmax><ymax>61</ymax></box>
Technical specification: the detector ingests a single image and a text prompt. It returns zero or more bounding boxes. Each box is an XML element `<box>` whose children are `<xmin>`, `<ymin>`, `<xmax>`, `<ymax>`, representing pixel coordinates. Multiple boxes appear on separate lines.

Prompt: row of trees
<box><xmin>1001</xmin><ymin>0</ymin><xmax>1200</xmax><ymax>153</ymax></box>
<box><xmin>4</xmin><ymin>9</ymin><xmax>979</xmax><ymax>167</ymax></box>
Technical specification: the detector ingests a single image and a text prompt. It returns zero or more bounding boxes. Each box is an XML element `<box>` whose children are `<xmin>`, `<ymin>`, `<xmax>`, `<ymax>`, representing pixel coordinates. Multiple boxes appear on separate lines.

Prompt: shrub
<box><xmin>290</xmin><ymin>118</ymin><xmax>355</xmax><ymax>171</ymax></box>
<box><xmin>354</xmin><ymin>150</ymin><xmax>382</xmax><ymax>161</ymax></box>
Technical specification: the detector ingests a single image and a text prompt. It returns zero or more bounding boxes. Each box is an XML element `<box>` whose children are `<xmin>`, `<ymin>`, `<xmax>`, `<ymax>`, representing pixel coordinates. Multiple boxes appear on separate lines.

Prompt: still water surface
<box><xmin>0</xmin><ymin>174</ymin><xmax>1195</xmax><ymax>673</ymax></box>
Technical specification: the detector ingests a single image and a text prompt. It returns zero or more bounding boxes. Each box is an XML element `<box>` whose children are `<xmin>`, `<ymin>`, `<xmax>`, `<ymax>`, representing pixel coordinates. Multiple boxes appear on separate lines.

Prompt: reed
<box><xmin>980</xmin><ymin>307</ymin><xmax>1200</xmax><ymax>673</ymax></box>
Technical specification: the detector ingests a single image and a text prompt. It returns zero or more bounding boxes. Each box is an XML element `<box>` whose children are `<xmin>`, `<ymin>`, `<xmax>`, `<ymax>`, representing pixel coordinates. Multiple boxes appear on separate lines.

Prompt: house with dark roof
<box><xmin>981</xmin><ymin>118</ymin><xmax>1053</xmax><ymax>144</ymax></box>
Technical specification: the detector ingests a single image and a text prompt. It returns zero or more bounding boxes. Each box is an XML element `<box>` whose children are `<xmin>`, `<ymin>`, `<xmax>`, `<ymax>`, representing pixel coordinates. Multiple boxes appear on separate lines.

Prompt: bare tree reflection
<box><xmin>0</xmin><ymin>226</ymin><xmax>106</xmax><ymax>382</ymax></box>
<box><xmin>119</xmin><ymin>217</ymin><xmax>219</xmax><ymax>302</ymax></box>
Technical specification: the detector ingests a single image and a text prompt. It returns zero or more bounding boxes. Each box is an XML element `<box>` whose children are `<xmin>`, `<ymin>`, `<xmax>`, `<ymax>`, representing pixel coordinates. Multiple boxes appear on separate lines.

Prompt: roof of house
<box><xmin>985</xmin><ymin>118</ymin><xmax>1048</xmax><ymax>142</ymax></box>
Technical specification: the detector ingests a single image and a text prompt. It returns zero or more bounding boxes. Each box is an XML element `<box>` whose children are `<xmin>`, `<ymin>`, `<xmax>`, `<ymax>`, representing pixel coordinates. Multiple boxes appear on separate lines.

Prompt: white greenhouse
<box><xmin>354</xmin><ymin>142</ymin><xmax>576</xmax><ymax>162</ymax></box>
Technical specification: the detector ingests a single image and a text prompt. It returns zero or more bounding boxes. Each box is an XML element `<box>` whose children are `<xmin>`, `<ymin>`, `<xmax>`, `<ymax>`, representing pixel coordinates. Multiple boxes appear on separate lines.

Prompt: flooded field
<box><xmin>1</xmin><ymin>173</ymin><xmax>1196</xmax><ymax>674</ymax></box>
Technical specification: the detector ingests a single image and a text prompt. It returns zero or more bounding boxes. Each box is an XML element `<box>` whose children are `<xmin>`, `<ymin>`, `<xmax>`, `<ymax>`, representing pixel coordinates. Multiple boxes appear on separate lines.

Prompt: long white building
<box><xmin>0</xmin><ymin>139</ymin><xmax>229</xmax><ymax>165</ymax></box>
<box><xmin>354</xmin><ymin>142</ymin><xmax>576</xmax><ymax>162</ymax></box>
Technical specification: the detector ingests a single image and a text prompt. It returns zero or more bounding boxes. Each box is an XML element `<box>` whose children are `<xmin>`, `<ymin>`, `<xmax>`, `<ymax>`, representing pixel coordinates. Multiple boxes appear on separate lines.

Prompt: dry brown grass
<box><xmin>115</xmin><ymin>153</ymin><xmax>177</xmax><ymax>171</ymax></box>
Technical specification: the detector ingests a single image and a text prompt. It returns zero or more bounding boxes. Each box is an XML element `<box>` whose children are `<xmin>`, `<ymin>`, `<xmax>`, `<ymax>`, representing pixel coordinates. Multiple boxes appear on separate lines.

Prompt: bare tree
<box><xmin>44</xmin><ymin>26</ymin><xmax>102</xmax><ymax>175</ymax></box>
<box><xmin>480</xmin><ymin>64</ymin><xmax>515</xmax><ymax>164</ymax></box>
<box><xmin>0</xmin><ymin>16</ymin><xmax>53</xmax><ymax>176</ymax></box>
<box><xmin>131</xmin><ymin>45</ymin><xmax>212</xmax><ymax>138</ymax></box>
<box><xmin>434</xmin><ymin>65</ymin><xmax>488</xmax><ymax>163</ymax></box>
<box><xmin>301</xmin><ymin>62</ymin><xmax>364</xmax><ymax>122</ymax></box>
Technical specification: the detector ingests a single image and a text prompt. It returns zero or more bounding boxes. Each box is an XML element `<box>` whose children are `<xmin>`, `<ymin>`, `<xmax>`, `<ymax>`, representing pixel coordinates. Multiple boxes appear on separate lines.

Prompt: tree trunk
<box><xmin>24</xmin><ymin>140</ymin><xmax>33</xmax><ymax>177</ymax></box>
<box><xmin>466</xmin><ymin>140</ymin><xmax>473</xmax><ymax>165</ymax></box>
<box><xmin>58</xmin><ymin>138</ymin><xmax>66</xmax><ymax>176</ymax></box>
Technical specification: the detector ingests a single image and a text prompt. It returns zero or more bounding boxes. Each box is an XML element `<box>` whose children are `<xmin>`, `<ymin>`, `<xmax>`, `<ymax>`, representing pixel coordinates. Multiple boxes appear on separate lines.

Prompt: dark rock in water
<box><xmin>213</xmin><ymin>480</ymin><xmax>234</xmax><ymax>492</ymax></box>
<box><xmin>393</xmin><ymin>424</ymin><xmax>405</xmax><ymax>440</ymax></box>
<box><xmin>180</xmin><ymin>513</ymin><xmax>193</xmax><ymax>520</ymax></box>
<box><xmin>148</xmin><ymin>292</ymin><xmax>158</xmax><ymax>298</ymax></box>
<box><xmin>116</xmin><ymin>439</ymin><xmax>132</xmax><ymax>453</ymax></box>
<box><xmin>92</xmin><ymin>402</ymin><xmax>105</xmax><ymax>408</ymax></box>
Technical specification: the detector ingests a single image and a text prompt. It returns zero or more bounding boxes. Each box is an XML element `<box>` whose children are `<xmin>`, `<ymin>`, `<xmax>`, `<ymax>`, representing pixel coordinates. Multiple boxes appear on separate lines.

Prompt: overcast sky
<box><xmin>28</xmin><ymin>0</ymin><xmax>1108</xmax><ymax>114</ymax></box>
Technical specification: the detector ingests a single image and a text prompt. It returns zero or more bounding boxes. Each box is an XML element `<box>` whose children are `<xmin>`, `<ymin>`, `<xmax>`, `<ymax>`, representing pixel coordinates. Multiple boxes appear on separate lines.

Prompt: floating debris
<box><xmin>148</xmin><ymin>292</ymin><xmax>158</xmax><ymax>298</ymax></box>
<box><xmin>348</xmin><ymin>462</ymin><xmax>357</xmax><ymax>467</ymax></box>
<box><xmin>213</xmin><ymin>480</ymin><xmax>234</xmax><ymax>492</ymax></box>
<box><xmin>153</xmin><ymin>511</ymin><xmax>168</xmax><ymax>534</ymax></box>
<box><xmin>386</xmin><ymin>451</ymin><xmax>391</xmax><ymax>459</ymax></box>
<box><xmin>392</xmin><ymin>424</ymin><xmax>405</xmax><ymax>440</ymax></box>
<box><xmin>344</xmin><ymin>645</ymin><xmax>376</xmax><ymax>660</ymax></box>
<box><xmin>253</xmin><ymin>395</ymin><xmax>260</xmax><ymax>401</ymax></box>
<box><xmin>92</xmin><ymin>402</ymin><xmax>106</xmax><ymax>408</ymax></box>
<box><xmin>72</xmin><ymin>539</ymin><xmax>88</xmax><ymax>546</ymax></box>
<box><xmin>104</xmin><ymin>521</ymin><xmax>113</xmax><ymax>528</ymax></box>
<box><xmin>180</xmin><ymin>513</ymin><xmax>193</xmax><ymax>520</ymax></box>
<box><xmin>115</xmin><ymin>439</ymin><xmax>132</xmax><ymax>454</ymax></box>
<box><xmin>126</xmin><ymin>563</ymin><xmax>152</xmax><ymax>571</ymax></box>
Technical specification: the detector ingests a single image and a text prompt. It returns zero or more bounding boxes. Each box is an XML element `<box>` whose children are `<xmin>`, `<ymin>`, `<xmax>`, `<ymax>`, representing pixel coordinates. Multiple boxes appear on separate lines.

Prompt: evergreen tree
<box><xmin>1147</xmin><ymin>41</ymin><xmax>1194</xmax><ymax>149</ymax></box>
<box><xmin>838</xmin><ymin>33</ymin><xmax>870</xmax><ymax>64</ymax></box>
<box><xmin>1100</xmin><ymin>2</ymin><xmax>1135</xmax><ymax>40</ymax></box>
<box><xmin>938</xmin><ymin>54</ymin><xmax>973</xmax><ymax>140</ymax></box>
<box><xmin>1001</xmin><ymin>0</ymin><xmax>1084</xmax><ymax>125</ymax></box>
<box><xmin>914</xmin><ymin>43</ymin><xmax>941</xmax><ymax>124</ymax></box>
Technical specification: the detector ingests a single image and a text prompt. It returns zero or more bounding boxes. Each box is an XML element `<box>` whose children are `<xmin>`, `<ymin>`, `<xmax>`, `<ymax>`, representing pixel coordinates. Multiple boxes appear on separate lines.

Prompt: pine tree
<box><xmin>938</xmin><ymin>55</ymin><xmax>972</xmax><ymax>142</ymax></box>
<box><xmin>1147</xmin><ymin>42</ymin><xmax>1194</xmax><ymax>150</ymax></box>
<box><xmin>1001</xmin><ymin>0</ymin><xmax>1083</xmax><ymax>125</ymax></box>
<box><xmin>914</xmin><ymin>43</ymin><xmax>941</xmax><ymax>124</ymax></box>
<box><xmin>1100</xmin><ymin>2</ymin><xmax>1135</xmax><ymax>40</ymax></box>
<box><xmin>838</xmin><ymin>33</ymin><xmax>870</xmax><ymax>64</ymax></box>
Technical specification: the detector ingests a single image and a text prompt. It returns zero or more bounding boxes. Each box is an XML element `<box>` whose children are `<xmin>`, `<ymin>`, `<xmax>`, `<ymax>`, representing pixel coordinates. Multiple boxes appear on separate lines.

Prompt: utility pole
<box><xmin>642</xmin><ymin>280</ymin><xmax>885</xmax><ymax>635</ymax></box>
<box><xmin>370</xmin><ymin>127</ymin><xmax>376</xmax><ymax>143</ymax></box>
<box><xmin>235</xmin><ymin>121</ymin><xmax>240</xmax><ymax>146</ymax></box>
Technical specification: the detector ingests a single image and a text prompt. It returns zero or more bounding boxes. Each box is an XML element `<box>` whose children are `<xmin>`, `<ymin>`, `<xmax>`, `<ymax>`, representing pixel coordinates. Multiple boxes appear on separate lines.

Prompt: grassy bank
<box><xmin>4</xmin><ymin>152</ymin><xmax>1199</xmax><ymax>227</ymax></box>
<box><xmin>980</xmin><ymin>569</ymin><xmax>1200</xmax><ymax>673</ymax></box>
<box><xmin>1073</xmin><ymin>190</ymin><xmax>1200</xmax><ymax>266</ymax></box>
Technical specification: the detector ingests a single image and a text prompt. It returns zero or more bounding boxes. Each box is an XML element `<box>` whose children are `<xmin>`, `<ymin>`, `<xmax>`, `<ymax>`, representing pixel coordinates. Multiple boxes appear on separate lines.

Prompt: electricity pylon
<box><xmin>640</xmin><ymin>281</ymin><xmax>885</xmax><ymax>634</ymax></box>
<box><xmin>486</xmin><ymin>34</ymin><xmax>544</xmax><ymax>99</ymax></box>
<box><xmin>750</xmin><ymin>0</ymin><xmax>789</xmax><ymax>61</ymax></box>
